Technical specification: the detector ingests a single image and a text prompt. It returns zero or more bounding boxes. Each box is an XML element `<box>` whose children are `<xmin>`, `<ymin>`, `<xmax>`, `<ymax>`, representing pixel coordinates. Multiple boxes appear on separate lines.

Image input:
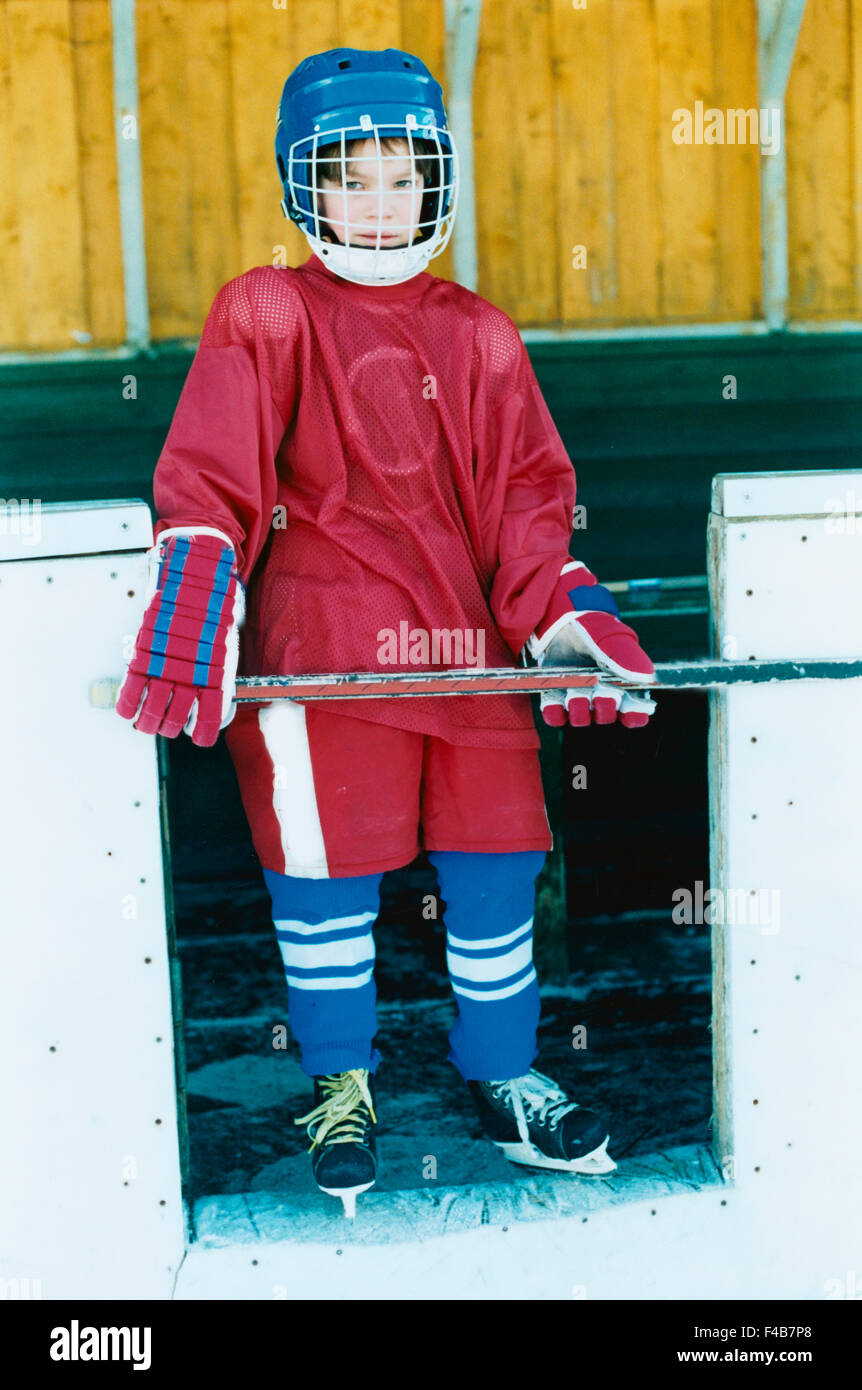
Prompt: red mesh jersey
<box><xmin>153</xmin><ymin>253</ymin><xmax>577</xmax><ymax>748</ymax></box>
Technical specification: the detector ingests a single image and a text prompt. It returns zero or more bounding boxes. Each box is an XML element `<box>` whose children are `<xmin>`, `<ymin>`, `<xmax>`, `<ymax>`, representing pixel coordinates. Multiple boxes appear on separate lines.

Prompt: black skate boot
<box><xmin>293</xmin><ymin>1067</ymin><xmax>378</xmax><ymax>1220</ymax></box>
<box><xmin>467</xmin><ymin>1066</ymin><xmax>617</xmax><ymax>1175</ymax></box>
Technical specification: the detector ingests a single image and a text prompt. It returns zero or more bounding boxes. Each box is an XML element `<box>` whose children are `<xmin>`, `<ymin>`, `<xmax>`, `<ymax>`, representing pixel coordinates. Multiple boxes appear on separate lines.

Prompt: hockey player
<box><xmin>116</xmin><ymin>47</ymin><xmax>657</xmax><ymax>1220</ymax></box>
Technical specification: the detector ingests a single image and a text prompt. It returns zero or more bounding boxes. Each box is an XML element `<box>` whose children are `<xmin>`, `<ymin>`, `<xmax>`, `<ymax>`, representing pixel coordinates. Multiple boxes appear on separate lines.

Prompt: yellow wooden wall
<box><xmin>0</xmin><ymin>0</ymin><xmax>125</xmax><ymax>348</ymax></box>
<box><xmin>0</xmin><ymin>0</ymin><xmax>859</xmax><ymax>350</ymax></box>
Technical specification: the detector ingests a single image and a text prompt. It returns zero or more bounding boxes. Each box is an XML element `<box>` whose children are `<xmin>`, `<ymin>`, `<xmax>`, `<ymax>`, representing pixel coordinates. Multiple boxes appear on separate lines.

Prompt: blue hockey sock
<box><xmin>263</xmin><ymin>867</ymin><xmax>384</xmax><ymax>1079</ymax></box>
<box><xmin>427</xmin><ymin>850</ymin><xmax>546</xmax><ymax>1082</ymax></box>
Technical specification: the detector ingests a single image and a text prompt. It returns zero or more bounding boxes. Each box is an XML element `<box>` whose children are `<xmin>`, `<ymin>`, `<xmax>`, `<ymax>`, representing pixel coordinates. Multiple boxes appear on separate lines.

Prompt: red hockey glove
<box><xmin>527</xmin><ymin>561</ymin><xmax>656</xmax><ymax>729</ymax></box>
<box><xmin>116</xmin><ymin>527</ymin><xmax>245</xmax><ymax>746</ymax></box>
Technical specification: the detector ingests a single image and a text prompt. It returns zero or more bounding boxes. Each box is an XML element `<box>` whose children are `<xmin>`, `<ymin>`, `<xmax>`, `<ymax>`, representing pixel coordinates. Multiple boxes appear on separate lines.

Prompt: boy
<box><xmin>116</xmin><ymin>47</ymin><xmax>656</xmax><ymax>1219</ymax></box>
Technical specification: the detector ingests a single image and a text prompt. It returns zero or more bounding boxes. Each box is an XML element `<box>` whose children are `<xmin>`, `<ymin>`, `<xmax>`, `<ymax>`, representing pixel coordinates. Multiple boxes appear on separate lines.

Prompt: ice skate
<box><xmin>467</xmin><ymin>1066</ymin><xmax>617</xmax><ymax>1176</ymax></box>
<box><xmin>293</xmin><ymin>1067</ymin><xmax>378</xmax><ymax>1219</ymax></box>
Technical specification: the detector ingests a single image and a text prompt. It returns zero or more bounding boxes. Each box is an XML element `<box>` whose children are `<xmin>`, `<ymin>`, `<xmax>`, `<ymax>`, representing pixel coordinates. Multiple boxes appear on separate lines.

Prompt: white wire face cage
<box><xmin>286</xmin><ymin>118</ymin><xmax>459</xmax><ymax>286</ymax></box>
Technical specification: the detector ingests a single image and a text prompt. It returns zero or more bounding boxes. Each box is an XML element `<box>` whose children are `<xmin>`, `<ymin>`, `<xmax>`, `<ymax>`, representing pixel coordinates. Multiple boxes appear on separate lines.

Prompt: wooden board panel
<box><xmin>228</xmin><ymin>0</ymin><xmax>298</xmax><ymax>276</ymax></box>
<box><xmin>0</xmin><ymin>1</ymin><xmax>23</xmax><ymax>346</ymax></box>
<box><xmin>505</xmin><ymin>0</ymin><xmax>558</xmax><ymax>324</ymax></box>
<box><xmin>608</xmin><ymin>0</ymin><xmax>662</xmax><ymax>324</ymax></box>
<box><xmin>337</xmin><ymin>0</ymin><xmax>402</xmax><ymax>54</ymax></box>
<box><xmin>850</xmin><ymin>0</ymin><xmax>856</xmax><ymax>308</ymax></box>
<box><xmin>786</xmin><ymin>0</ymin><xmax>818</xmax><ymax>316</ymax></box>
<box><xmin>712</xmin><ymin>0</ymin><xmax>761</xmax><ymax>321</ymax></box>
<box><xmin>550</xmin><ymin>0</ymin><xmax>615</xmax><ymax>324</ymax></box>
<box><xmin>137</xmin><ymin>0</ymin><xmax>196</xmax><ymax>338</ymax></box>
<box><xmin>854</xmin><ymin>0</ymin><xmax>862</xmax><ymax>310</ymax></box>
<box><xmin>655</xmin><ymin>0</ymin><xmax>720</xmax><ymax>320</ymax></box>
<box><xmin>184</xmin><ymin>0</ymin><xmax>239</xmax><ymax>327</ymax></box>
<box><xmin>1</xmin><ymin>0</ymin><xmax>861</xmax><ymax>350</ymax></box>
<box><xmin>5</xmin><ymin>0</ymin><xmax>87</xmax><ymax>348</ymax></box>
<box><xmin>475</xmin><ymin>0</ymin><xmax>526</xmax><ymax>309</ymax></box>
<box><xmin>787</xmin><ymin>0</ymin><xmax>856</xmax><ymax>319</ymax></box>
<box><xmin>70</xmin><ymin>0</ymin><xmax>124</xmax><ymax>345</ymax></box>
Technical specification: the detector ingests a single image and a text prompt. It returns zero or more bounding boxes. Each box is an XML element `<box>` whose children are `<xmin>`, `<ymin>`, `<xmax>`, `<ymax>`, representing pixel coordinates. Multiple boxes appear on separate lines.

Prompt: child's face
<box><xmin>317</xmin><ymin>138</ymin><xmax>425</xmax><ymax>249</ymax></box>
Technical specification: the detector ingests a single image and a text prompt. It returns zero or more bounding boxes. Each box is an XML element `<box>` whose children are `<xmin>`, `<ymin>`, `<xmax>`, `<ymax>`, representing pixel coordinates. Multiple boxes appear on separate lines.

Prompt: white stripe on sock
<box><xmin>278</xmin><ymin>931</ymin><xmax>375</xmax><ymax>971</ymax></box>
<box><xmin>452</xmin><ymin>967</ymin><xmax>537</xmax><ymax>1002</ymax></box>
<box><xmin>273</xmin><ymin>910</ymin><xmax>377</xmax><ymax>936</ymax></box>
<box><xmin>446</xmin><ymin>917</ymin><xmax>533</xmax><ymax>951</ymax></box>
<box><xmin>285</xmin><ymin>967</ymin><xmax>374</xmax><ymax>991</ymax></box>
<box><xmin>447</xmin><ymin>936</ymin><xmax>534</xmax><ymax>983</ymax></box>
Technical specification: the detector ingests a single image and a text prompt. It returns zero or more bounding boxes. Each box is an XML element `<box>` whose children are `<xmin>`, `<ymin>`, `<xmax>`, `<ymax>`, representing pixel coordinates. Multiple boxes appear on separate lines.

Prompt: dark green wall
<box><xmin>3</xmin><ymin>333</ymin><xmax>861</xmax><ymax>582</ymax></box>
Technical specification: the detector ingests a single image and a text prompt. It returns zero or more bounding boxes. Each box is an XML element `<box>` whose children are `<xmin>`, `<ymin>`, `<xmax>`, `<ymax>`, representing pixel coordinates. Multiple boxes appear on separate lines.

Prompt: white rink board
<box><xmin>0</xmin><ymin>497</ymin><xmax>154</xmax><ymax>563</ymax></box>
<box><xmin>0</xmin><ymin>502</ymin><xmax>185</xmax><ymax>1299</ymax></box>
<box><xmin>711</xmin><ymin>682</ymin><xmax>862</xmax><ymax>1175</ymax></box>
<box><xmin>707</xmin><ymin>471</ymin><xmax>862</xmax><ymax>1248</ymax></box>
<box><xmin>714</xmin><ymin>519</ymin><xmax>862</xmax><ymax>660</ymax></box>
<box><xmin>713</xmin><ymin>470</ymin><xmax>862</xmax><ymax>521</ymax></box>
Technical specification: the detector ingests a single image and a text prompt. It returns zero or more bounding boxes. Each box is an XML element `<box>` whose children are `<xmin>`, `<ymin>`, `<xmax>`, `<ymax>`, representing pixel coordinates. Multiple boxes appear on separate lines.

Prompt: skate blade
<box><xmin>318</xmin><ymin>1180</ymin><xmax>375</xmax><ymax>1221</ymax></box>
<box><xmin>495</xmin><ymin>1134</ymin><xmax>618</xmax><ymax>1176</ymax></box>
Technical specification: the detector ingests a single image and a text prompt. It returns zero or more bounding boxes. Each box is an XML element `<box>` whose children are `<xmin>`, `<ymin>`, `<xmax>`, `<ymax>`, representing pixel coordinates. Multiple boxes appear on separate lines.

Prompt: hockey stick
<box><xmin>232</xmin><ymin>658</ymin><xmax>862</xmax><ymax>701</ymax></box>
<box><xmin>87</xmin><ymin>658</ymin><xmax>862</xmax><ymax>710</ymax></box>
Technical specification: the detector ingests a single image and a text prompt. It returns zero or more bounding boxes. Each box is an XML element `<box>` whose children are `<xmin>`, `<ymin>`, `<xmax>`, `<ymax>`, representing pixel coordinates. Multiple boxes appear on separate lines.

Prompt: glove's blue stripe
<box><xmin>567</xmin><ymin>582</ymin><xmax>619</xmax><ymax>618</ymax></box>
<box><xmin>151</xmin><ymin>612</ymin><xmax>221</xmax><ymax>644</ymax></box>
<box><xmin>193</xmin><ymin>546</ymin><xmax>235</xmax><ymax>685</ymax></box>
<box><xmin>147</xmin><ymin>537</ymin><xmax>191</xmax><ymax>677</ymax></box>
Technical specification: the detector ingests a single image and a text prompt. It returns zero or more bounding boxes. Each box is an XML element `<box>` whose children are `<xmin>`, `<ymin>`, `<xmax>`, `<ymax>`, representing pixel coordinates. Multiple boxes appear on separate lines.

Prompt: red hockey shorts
<box><xmin>223</xmin><ymin>702</ymin><xmax>552</xmax><ymax>878</ymax></box>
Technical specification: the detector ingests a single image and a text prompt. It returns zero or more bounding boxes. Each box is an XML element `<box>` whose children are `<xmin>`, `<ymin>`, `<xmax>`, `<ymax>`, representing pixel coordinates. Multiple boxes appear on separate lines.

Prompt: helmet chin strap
<box><xmin>306</xmin><ymin>229</ymin><xmax>432</xmax><ymax>287</ymax></box>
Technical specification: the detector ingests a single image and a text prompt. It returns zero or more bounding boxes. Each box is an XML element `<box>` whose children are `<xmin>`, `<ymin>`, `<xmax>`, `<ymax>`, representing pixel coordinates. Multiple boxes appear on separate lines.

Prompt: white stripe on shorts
<box><xmin>258</xmin><ymin>701</ymin><xmax>329</xmax><ymax>878</ymax></box>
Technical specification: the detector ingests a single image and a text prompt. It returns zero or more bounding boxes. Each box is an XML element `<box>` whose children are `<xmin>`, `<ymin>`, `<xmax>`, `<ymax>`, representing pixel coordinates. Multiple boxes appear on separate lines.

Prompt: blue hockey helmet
<box><xmin>275</xmin><ymin>48</ymin><xmax>458</xmax><ymax>286</ymax></box>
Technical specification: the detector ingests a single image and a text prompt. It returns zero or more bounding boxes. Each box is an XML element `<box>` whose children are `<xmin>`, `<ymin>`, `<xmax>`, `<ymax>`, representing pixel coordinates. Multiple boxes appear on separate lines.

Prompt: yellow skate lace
<box><xmin>293</xmin><ymin>1068</ymin><xmax>377</xmax><ymax>1154</ymax></box>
